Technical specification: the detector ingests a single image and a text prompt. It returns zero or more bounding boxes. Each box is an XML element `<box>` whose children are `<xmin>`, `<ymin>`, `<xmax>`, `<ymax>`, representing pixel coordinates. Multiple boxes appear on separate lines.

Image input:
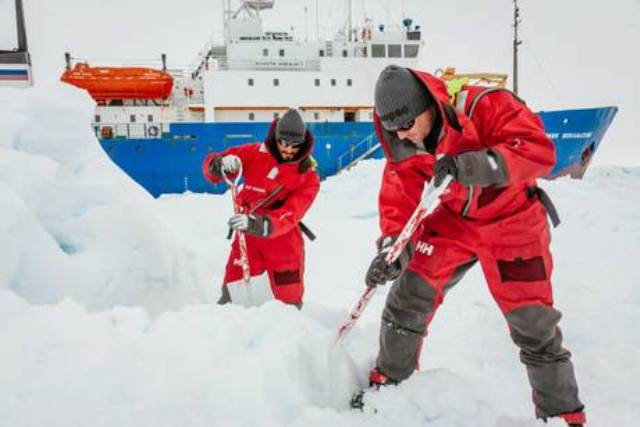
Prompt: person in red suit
<box><xmin>202</xmin><ymin>109</ymin><xmax>320</xmax><ymax>308</ymax></box>
<box><xmin>356</xmin><ymin>65</ymin><xmax>585</xmax><ymax>426</ymax></box>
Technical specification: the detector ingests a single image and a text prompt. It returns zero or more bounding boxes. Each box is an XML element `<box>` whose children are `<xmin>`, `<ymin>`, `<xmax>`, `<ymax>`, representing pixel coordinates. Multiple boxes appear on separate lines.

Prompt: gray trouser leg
<box><xmin>506</xmin><ymin>305</ymin><xmax>584</xmax><ymax>416</ymax></box>
<box><xmin>217</xmin><ymin>285</ymin><xmax>231</xmax><ymax>304</ymax></box>
<box><xmin>377</xmin><ymin>269</ymin><xmax>439</xmax><ymax>381</ymax></box>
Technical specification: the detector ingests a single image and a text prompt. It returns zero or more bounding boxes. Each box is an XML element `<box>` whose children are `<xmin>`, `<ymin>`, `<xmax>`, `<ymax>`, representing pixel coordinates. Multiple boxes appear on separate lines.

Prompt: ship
<box><xmin>0</xmin><ymin>0</ymin><xmax>33</xmax><ymax>88</ymax></box>
<box><xmin>60</xmin><ymin>0</ymin><xmax>617</xmax><ymax>197</ymax></box>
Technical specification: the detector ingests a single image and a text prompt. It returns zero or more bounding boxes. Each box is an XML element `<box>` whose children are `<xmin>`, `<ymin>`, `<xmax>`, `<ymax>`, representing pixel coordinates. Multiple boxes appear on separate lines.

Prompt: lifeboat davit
<box><xmin>60</xmin><ymin>62</ymin><xmax>174</xmax><ymax>101</ymax></box>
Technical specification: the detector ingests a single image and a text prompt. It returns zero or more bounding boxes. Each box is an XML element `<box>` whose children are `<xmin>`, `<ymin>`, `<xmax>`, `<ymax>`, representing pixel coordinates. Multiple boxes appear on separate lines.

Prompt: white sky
<box><xmin>1</xmin><ymin>0</ymin><xmax>639</xmax><ymax>165</ymax></box>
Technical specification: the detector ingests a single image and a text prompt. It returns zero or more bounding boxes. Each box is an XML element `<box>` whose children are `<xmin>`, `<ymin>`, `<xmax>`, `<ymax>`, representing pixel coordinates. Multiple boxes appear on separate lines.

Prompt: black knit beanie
<box><xmin>374</xmin><ymin>65</ymin><xmax>434</xmax><ymax>130</ymax></box>
<box><xmin>276</xmin><ymin>109</ymin><xmax>306</xmax><ymax>143</ymax></box>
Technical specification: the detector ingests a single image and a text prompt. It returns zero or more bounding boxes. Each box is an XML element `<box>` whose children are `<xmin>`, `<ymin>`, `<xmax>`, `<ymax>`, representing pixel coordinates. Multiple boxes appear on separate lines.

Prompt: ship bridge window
<box><xmin>279</xmin><ymin>49</ymin><xmax>285</xmax><ymax>57</ymax></box>
<box><xmin>342</xmin><ymin>50</ymin><xmax>348</xmax><ymax>57</ymax></box>
<box><xmin>331</xmin><ymin>79</ymin><xmax>336</xmax><ymax>87</ymax></box>
<box><xmin>388</xmin><ymin>44</ymin><xmax>402</xmax><ymax>58</ymax></box>
<box><xmin>248</xmin><ymin>78</ymin><xmax>254</xmax><ymax>86</ymax></box>
<box><xmin>404</xmin><ymin>44</ymin><xmax>419</xmax><ymax>58</ymax></box>
<box><xmin>273</xmin><ymin>78</ymin><xmax>279</xmax><ymax>86</ymax></box>
<box><xmin>314</xmin><ymin>78</ymin><xmax>320</xmax><ymax>86</ymax></box>
<box><xmin>314</xmin><ymin>112</ymin><xmax>320</xmax><ymax>120</ymax></box>
<box><xmin>372</xmin><ymin>44</ymin><xmax>386</xmax><ymax>58</ymax></box>
<box><xmin>319</xmin><ymin>49</ymin><xmax>325</xmax><ymax>57</ymax></box>
<box><xmin>263</xmin><ymin>48</ymin><xmax>269</xmax><ymax>57</ymax></box>
<box><xmin>130</xmin><ymin>115</ymin><xmax>136</xmax><ymax>123</ymax></box>
<box><xmin>249</xmin><ymin>112</ymin><xmax>255</xmax><ymax>121</ymax></box>
<box><xmin>407</xmin><ymin>31</ymin><xmax>421</xmax><ymax>41</ymax></box>
<box><xmin>347</xmin><ymin>78</ymin><xmax>352</xmax><ymax>86</ymax></box>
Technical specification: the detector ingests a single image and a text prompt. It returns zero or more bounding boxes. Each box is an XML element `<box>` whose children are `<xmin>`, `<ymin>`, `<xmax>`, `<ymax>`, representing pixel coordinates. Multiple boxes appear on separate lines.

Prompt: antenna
<box><xmin>315</xmin><ymin>0</ymin><xmax>320</xmax><ymax>41</ymax></box>
<box><xmin>348</xmin><ymin>0</ymin><xmax>353</xmax><ymax>42</ymax></box>
<box><xmin>304</xmin><ymin>5</ymin><xmax>308</xmax><ymax>42</ymax></box>
<box><xmin>512</xmin><ymin>0</ymin><xmax>523</xmax><ymax>94</ymax></box>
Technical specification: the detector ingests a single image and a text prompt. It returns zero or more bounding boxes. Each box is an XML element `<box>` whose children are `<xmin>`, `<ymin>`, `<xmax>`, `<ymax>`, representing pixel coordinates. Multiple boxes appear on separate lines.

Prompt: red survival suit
<box><xmin>373</xmin><ymin>70</ymin><xmax>584</xmax><ymax>423</ymax></box>
<box><xmin>202</xmin><ymin>120</ymin><xmax>320</xmax><ymax>307</ymax></box>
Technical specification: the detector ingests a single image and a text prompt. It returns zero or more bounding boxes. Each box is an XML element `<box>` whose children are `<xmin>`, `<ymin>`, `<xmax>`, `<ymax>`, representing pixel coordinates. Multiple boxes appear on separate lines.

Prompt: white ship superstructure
<box><xmin>87</xmin><ymin>0</ymin><xmax>423</xmax><ymax>135</ymax></box>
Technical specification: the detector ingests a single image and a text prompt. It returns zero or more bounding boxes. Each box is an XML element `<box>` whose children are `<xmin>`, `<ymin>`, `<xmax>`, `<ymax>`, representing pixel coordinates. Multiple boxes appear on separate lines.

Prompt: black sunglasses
<box><xmin>384</xmin><ymin>118</ymin><xmax>416</xmax><ymax>133</ymax></box>
<box><xmin>278</xmin><ymin>138</ymin><xmax>304</xmax><ymax>148</ymax></box>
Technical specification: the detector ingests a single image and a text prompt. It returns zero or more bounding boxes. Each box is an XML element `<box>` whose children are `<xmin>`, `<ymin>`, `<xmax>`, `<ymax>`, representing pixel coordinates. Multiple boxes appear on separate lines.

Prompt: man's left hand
<box><xmin>434</xmin><ymin>151</ymin><xmax>508</xmax><ymax>187</ymax></box>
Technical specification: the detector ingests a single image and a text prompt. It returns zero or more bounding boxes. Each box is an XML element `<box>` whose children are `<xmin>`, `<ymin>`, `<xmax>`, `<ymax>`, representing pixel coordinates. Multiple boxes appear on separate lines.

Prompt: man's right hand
<box><xmin>221</xmin><ymin>155</ymin><xmax>241</xmax><ymax>174</ymax></box>
<box><xmin>365</xmin><ymin>252</ymin><xmax>402</xmax><ymax>287</ymax></box>
<box><xmin>365</xmin><ymin>237</ymin><xmax>403</xmax><ymax>287</ymax></box>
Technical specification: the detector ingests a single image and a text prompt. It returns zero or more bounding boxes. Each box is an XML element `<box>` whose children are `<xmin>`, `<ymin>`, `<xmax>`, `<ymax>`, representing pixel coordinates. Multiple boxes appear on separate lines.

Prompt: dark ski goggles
<box><xmin>383</xmin><ymin>117</ymin><xmax>416</xmax><ymax>133</ymax></box>
<box><xmin>278</xmin><ymin>138</ymin><xmax>304</xmax><ymax>148</ymax></box>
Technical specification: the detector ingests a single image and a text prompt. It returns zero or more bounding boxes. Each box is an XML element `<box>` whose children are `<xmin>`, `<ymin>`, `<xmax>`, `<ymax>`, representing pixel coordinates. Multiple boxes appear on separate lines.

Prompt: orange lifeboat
<box><xmin>60</xmin><ymin>62</ymin><xmax>174</xmax><ymax>102</ymax></box>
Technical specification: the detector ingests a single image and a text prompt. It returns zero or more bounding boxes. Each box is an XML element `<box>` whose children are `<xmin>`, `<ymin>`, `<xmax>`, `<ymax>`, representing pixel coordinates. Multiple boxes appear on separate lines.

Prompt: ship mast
<box><xmin>512</xmin><ymin>0</ymin><xmax>522</xmax><ymax>95</ymax></box>
<box><xmin>15</xmin><ymin>0</ymin><xmax>29</xmax><ymax>53</ymax></box>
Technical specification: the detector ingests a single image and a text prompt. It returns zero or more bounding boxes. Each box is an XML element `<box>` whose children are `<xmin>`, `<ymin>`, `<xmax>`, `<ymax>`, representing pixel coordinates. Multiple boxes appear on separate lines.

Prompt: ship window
<box><xmin>388</xmin><ymin>44</ymin><xmax>402</xmax><ymax>58</ymax></box>
<box><xmin>407</xmin><ymin>31</ymin><xmax>421</xmax><ymax>41</ymax></box>
<box><xmin>314</xmin><ymin>78</ymin><xmax>320</xmax><ymax>86</ymax></box>
<box><xmin>372</xmin><ymin>44</ymin><xmax>385</xmax><ymax>58</ymax></box>
<box><xmin>344</xmin><ymin>111</ymin><xmax>356</xmax><ymax>122</ymax></box>
<box><xmin>319</xmin><ymin>49</ymin><xmax>325</xmax><ymax>57</ymax></box>
<box><xmin>248</xmin><ymin>78</ymin><xmax>254</xmax><ymax>86</ymax></box>
<box><xmin>263</xmin><ymin>48</ymin><xmax>269</xmax><ymax>57</ymax></box>
<box><xmin>347</xmin><ymin>79</ymin><xmax>352</xmax><ymax>87</ymax></box>
<box><xmin>342</xmin><ymin>50</ymin><xmax>348</xmax><ymax>57</ymax></box>
<box><xmin>249</xmin><ymin>112</ymin><xmax>255</xmax><ymax>121</ymax></box>
<box><xmin>130</xmin><ymin>115</ymin><xmax>136</xmax><ymax>123</ymax></box>
<box><xmin>279</xmin><ymin>49</ymin><xmax>285</xmax><ymax>57</ymax></box>
<box><xmin>273</xmin><ymin>78</ymin><xmax>279</xmax><ymax>86</ymax></box>
<box><xmin>147</xmin><ymin>114</ymin><xmax>153</xmax><ymax>123</ymax></box>
<box><xmin>94</xmin><ymin>115</ymin><xmax>101</xmax><ymax>123</ymax></box>
<box><xmin>331</xmin><ymin>79</ymin><xmax>336</xmax><ymax>87</ymax></box>
<box><xmin>314</xmin><ymin>112</ymin><xmax>320</xmax><ymax>120</ymax></box>
<box><xmin>404</xmin><ymin>44</ymin><xmax>419</xmax><ymax>58</ymax></box>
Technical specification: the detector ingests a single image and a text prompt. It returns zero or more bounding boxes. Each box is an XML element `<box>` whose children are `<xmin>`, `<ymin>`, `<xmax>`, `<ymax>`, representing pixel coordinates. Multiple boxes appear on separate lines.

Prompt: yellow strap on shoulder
<box><xmin>444</xmin><ymin>77</ymin><xmax>470</xmax><ymax>103</ymax></box>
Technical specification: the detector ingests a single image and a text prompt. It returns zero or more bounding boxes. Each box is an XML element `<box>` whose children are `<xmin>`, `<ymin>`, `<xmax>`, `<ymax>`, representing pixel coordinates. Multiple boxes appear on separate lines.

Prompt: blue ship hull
<box><xmin>99</xmin><ymin>106</ymin><xmax>617</xmax><ymax>197</ymax></box>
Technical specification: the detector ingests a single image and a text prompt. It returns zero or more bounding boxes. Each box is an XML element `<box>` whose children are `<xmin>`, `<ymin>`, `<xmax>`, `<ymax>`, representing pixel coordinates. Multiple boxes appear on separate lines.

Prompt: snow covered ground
<box><xmin>1</xmin><ymin>92</ymin><xmax>639</xmax><ymax>426</ymax></box>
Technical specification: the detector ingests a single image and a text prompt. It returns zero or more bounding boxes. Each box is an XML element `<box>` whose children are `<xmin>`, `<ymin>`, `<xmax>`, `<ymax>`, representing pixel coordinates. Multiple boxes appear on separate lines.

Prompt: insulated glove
<box><xmin>365</xmin><ymin>237</ymin><xmax>404</xmax><ymax>288</ymax></box>
<box><xmin>433</xmin><ymin>155</ymin><xmax>458</xmax><ymax>187</ymax></box>
<box><xmin>365</xmin><ymin>253</ymin><xmax>402</xmax><ymax>288</ymax></box>
<box><xmin>228</xmin><ymin>213</ymin><xmax>271</xmax><ymax>237</ymax></box>
<box><xmin>221</xmin><ymin>154</ymin><xmax>241</xmax><ymax>174</ymax></box>
<box><xmin>434</xmin><ymin>151</ymin><xmax>508</xmax><ymax>187</ymax></box>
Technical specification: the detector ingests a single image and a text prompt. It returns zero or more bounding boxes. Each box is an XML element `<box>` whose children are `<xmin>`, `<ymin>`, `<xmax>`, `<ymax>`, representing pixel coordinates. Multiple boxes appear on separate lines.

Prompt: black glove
<box><xmin>433</xmin><ymin>155</ymin><xmax>458</xmax><ymax>187</ymax></box>
<box><xmin>435</xmin><ymin>151</ymin><xmax>508</xmax><ymax>187</ymax></box>
<box><xmin>365</xmin><ymin>237</ymin><xmax>404</xmax><ymax>288</ymax></box>
<box><xmin>365</xmin><ymin>253</ymin><xmax>402</xmax><ymax>288</ymax></box>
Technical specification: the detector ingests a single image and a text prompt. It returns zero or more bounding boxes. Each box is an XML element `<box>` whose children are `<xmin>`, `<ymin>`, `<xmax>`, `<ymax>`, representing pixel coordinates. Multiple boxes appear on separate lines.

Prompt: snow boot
<box><xmin>537</xmin><ymin>408</ymin><xmax>586</xmax><ymax>426</ymax></box>
<box><xmin>350</xmin><ymin>367</ymin><xmax>398</xmax><ymax>410</ymax></box>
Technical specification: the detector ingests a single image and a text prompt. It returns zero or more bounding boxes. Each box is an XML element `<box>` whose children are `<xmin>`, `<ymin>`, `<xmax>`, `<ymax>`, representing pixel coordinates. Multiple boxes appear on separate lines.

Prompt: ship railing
<box><xmin>94</xmin><ymin>122</ymin><xmax>169</xmax><ymax>140</ymax></box>
<box><xmin>336</xmin><ymin>132</ymin><xmax>381</xmax><ymax>174</ymax></box>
